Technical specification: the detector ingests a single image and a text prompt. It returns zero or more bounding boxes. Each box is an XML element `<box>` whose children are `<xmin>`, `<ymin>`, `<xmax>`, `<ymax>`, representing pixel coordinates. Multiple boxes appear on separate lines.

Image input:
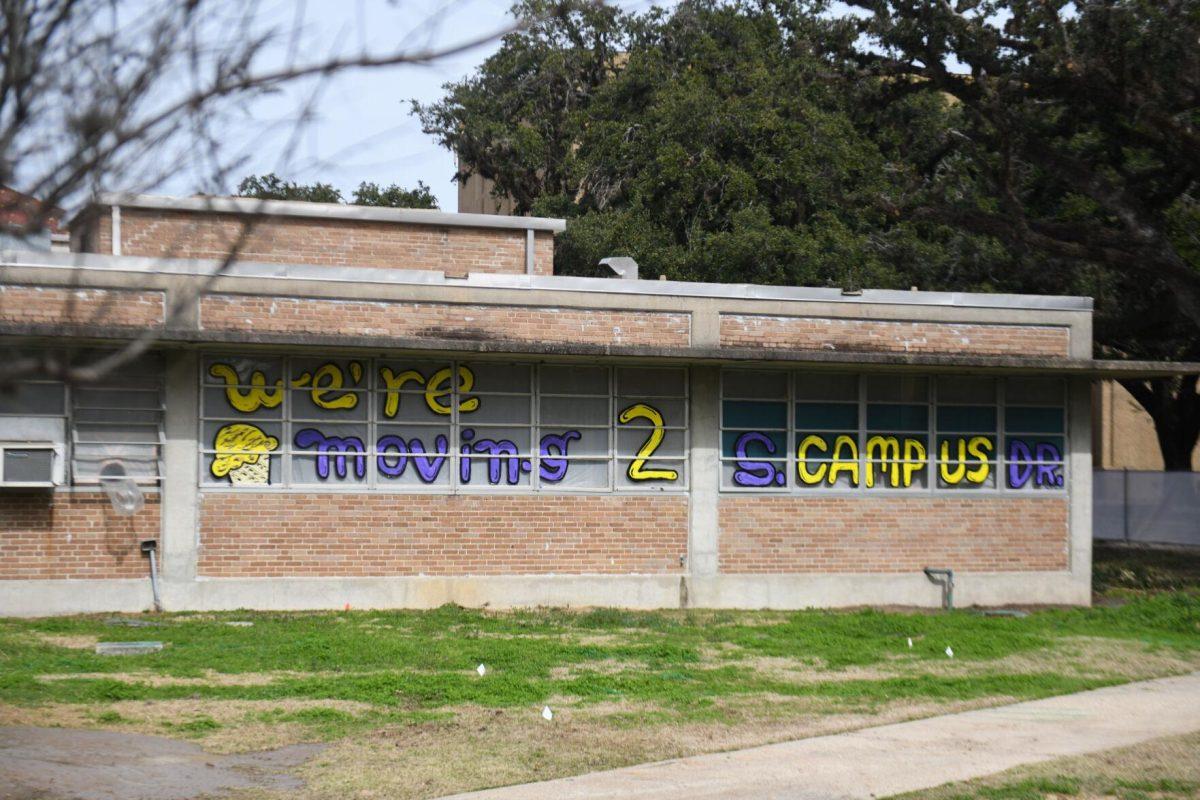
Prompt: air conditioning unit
<box><xmin>0</xmin><ymin>443</ymin><xmax>64</xmax><ymax>487</ymax></box>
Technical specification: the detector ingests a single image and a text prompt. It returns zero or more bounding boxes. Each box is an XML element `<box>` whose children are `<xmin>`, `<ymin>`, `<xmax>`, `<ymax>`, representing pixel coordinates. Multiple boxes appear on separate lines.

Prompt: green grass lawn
<box><xmin>1</xmin><ymin>543</ymin><xmax>1197</xmax><ymax>799</ymax></box>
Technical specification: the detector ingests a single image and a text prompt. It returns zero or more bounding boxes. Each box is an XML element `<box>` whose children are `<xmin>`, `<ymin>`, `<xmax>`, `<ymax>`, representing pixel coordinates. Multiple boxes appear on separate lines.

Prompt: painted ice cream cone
<box><xmin>211</xmin><ymin>423</ymin><xmax>279</xmax><ymax>486</ymax></box>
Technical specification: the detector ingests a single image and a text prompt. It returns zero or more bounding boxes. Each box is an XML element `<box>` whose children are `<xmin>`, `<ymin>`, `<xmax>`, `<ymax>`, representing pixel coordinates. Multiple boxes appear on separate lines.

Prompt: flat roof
<box><xmin>78</xmin><ymin>193</ymin><xmax>568</xmax><ymax>233</ymax></box>
<box><xmin>0</xmin><ymin>248</ymin><xmax>1094</xmax><ymax>312</ymax></box>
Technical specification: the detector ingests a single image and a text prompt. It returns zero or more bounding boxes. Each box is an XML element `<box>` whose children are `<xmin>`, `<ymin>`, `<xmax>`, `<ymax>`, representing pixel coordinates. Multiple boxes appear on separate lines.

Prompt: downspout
<box><xmin>923</xmin><ymin>567</ymin><xmax>954</xmax><ymax>610</ymax></box>
<box><xmin>141</xmin><ymin>540</ymin><xmax>162</xmax><ymax>612</ymax></box>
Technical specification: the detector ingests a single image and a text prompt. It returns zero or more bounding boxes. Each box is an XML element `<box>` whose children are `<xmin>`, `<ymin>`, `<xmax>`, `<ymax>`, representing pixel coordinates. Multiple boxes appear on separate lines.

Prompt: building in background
<box><xmin>456</xmin><ymin>158</ymin><xmax>518</xmax><ymax>216</ymax></box>
<box><xmin>1091</xmin><ymin>382</ymin><xmax>1200</xmax><ymax>549</ymax></box>
<box><xmin>1092</xmin><ymin>382</ymin><xmax>1200</xmax><ymax>471</ymax></box>
<box><xmin>0</xmin><ymin>186</ymin><xmax>68</xmax><ymax>253</ymax></box>
<box><xmin>1</xmin><ymin>193</ymin><xmax>1195</xmax><ymax>616</ymax></box>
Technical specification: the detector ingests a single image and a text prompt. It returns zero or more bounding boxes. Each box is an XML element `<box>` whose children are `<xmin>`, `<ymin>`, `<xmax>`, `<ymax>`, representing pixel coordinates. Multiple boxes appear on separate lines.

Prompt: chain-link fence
<box><xmin>1094</xmin><ymin>470</ymin><xmax>1200</xmax><ymax>547</ymax></box>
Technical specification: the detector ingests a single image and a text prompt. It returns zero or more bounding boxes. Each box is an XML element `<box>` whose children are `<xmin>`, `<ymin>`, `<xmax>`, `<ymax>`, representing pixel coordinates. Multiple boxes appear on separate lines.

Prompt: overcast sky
<box><xmin>176</xmin><ymin>0</ymin><xmax>656</xmax><ymax>211</ymax></box>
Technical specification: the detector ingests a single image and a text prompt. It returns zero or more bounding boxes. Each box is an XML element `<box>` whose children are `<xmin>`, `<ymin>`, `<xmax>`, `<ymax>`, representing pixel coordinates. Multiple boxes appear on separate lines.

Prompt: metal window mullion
<box><xmin>787</xmin><ymin>369</ymin><xmax>796</xmax><ymax>495</ymax></box>
<box><xmin>196</xmin><ymin>356</ymin><xmax>206</xmax><ymax>489</ymax></box>
<box><xmin>367</xmin><ymin>357</ymin><xmax>376</xmax><ymax>491</ymax></box>
<box><xmin>446</xmin><ymin>357</ymin><xmax>453</xmax><ymax>494</ymax></box>
<box><xmin>63</xmin><ymin>376</ymin><xmax>74</xmax><ymax>485</ymax></box>
<box><xmin>997</xmin><ymin>378</ymin><xmax>1007</xmax><ymax>493</ymax></box>
<box><xmin>927</xmin><ymin>376</ymin><xmax>936</xmax><ymax>494</ymax></box>
<box><xmin>1065</xmin><ymin>379</ymin><xmax>1075</xmax><ymax>496</ymax></box>
<box><xmin>282</xmin><ymin>355</ymin><xmax>292</xmax><ymax>489</ymax></box>
<box><xmin>608</xmin><ymin>366</ymin><xmax>616</xmax><ymax>492</ymax></box>
<box><xmin>531</xmin><ymin>364</ymin><xmax>540</xmax><ymax>492</ymax></box>
<box><xmin>857</xmin><ymin>373</ymin><xmax>867</xmax><ymax>493</ymax></box>
<box><xmin>686</xmin><ymin>367</ymin><xmax>696</xmax><ymax>491</ymax></box>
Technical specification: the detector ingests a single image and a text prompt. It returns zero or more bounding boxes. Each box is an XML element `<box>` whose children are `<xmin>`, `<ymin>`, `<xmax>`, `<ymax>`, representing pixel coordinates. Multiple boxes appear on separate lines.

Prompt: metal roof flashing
<box><xmin>80</xmin><ymin>193</ymin><xmax>567</xmax><ymax>233</ymax></box>
<box><xmin>0</xmin><ymin>248</ymin><xmax>1094</xmax><ymax>313</ymax></box>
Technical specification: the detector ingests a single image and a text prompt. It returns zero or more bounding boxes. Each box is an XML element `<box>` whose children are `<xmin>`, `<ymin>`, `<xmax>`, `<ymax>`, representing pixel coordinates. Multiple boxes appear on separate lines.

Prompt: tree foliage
<box><xmin>237</xmin><ymin>174</ymin><xmax>439</xmax><ymax>209</ymax></box>
<box><xmin>0</xmin><ymin>0</ymin><xmax>518</xmax><ymax>386</ymax></box>
<box><xmin>418</xmin><ymin>0</ymin><xmax>1023</xmax><ymax>289</ymax></box>
<box><xmin>848</xmin><ymin>0</ymin><xmax>1200</xmax><ymax>467</ymax></box>
<box><xmin>419</xmin><ymin>0</ymin><xmax>1200</xmax><ymax>467</ymax></box>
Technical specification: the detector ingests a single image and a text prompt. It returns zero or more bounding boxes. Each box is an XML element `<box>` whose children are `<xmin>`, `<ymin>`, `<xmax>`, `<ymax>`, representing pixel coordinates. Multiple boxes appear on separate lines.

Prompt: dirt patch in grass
<box><xmin>708</xmin><ymin>636</ymin><xmax>1200</xmax><ymax>687</ymax></box>
<box><xmin>548</xmin><ymin>660</ymin><xmax>645</xmax><ymax>679</ymax></box>
<box><xmin>288</xmin><ymin>694</ymin><xmax>1030</xmax><ymax>800</ymax></box>
<box><xmin>884</xmin><ymin>636</ymin><xmax>1200</xmax><ymax>683</ymax></box>
<box><xmin>35</xmin><ymin>670</ymin><xmax>285</xmax><ymax>687</ymax></box>
<box><xmin>0</xmin><ymin>698</ymin><xmax>378</xmax><ymax>754</ymax></box>
<box><xmin>32</xmin><ymin>632</ymin><xmax>100</xmax><ymax>650</ymax></box>
<box><xmin>892</xmin><ymin>730</ymin><xmax>1200</xmax><ymax>800</ymax></box>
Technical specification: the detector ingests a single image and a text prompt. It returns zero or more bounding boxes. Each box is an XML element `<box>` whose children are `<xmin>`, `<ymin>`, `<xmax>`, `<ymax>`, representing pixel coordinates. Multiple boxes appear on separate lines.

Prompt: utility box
<box><xmin>0</xmin><ymin>442</ymin><xmax>64</xmax><ymax>487</ymax></box>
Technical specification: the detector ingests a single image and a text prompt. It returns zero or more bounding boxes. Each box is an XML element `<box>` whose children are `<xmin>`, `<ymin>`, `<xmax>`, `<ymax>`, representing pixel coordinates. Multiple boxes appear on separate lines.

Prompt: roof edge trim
<box><xmin>0</xmin><ymin>249</ymin><xmax>1095</xmax><ymax>312</ymax></box>
<box><xmin>84</xmin><ymin>193</ymin><xmax>567</xmax><ymax>233</ymax></box>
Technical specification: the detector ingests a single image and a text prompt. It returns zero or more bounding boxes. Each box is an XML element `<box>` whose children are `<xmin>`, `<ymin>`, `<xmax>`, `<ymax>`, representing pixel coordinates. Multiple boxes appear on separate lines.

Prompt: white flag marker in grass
<box><xmin>541</xmin><ymin>706</ymin><xmax>554</xmax><ymax>721</ymax></box>
<box><xmin>907</xmin><ymin>637</ymin><xmax>913</xmax><ymax>648</ymax></box>
<box><xmin>945</xmin><ymin>646</ymin><xmax>954</xmax><ymax>658</ymax></box>
<box><xmin>477</xmin><ymin>663</ymin><xmax>486</xmax><ymax>676</ymax></box>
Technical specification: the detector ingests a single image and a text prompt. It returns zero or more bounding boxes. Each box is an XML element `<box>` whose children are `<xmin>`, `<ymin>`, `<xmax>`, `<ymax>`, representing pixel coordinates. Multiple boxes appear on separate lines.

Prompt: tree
<box><xmin>419</xmin><ymin>0</ymin><xmax>979</xmax><ymax>288</ymax></box>
<box><xmin>421</xmin><ymin>0</ymin><xmax>1200</xmax><ymax>468</ymax></box>
<box><xmin>846</xmin><ymin>0</ymin><xmax>1200</xmax><ymax>468</ymax></box>
<box><xmin>415</xmin><ymin>0</ymin><xmax>636</xmax><ymax>218</ymax></box>
<box><xmin>0</xmin><ymin>0</ymin><xmax>524</xmax><ymax>385</ymax></box>
<box><xmin>237</xmin><ymin>175</ymin><xmax>439</xmax><ymax>209</ymax></box>
<box><xmin>352</xmin><ymin>181</ymin><xmax>438</xmax><ymax>209</ymax></box>
<box><xmin>235</xmin><ymin>175</ymin><xmax>344</xmax><ymax>204</ymax></box>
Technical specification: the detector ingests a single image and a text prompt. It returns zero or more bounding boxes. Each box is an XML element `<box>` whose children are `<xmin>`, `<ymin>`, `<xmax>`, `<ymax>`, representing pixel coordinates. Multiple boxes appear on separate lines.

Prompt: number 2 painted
<box><xmin>618</xmin><ymin>403</ymin><xmax>679</xmax><ymax>482</ymax></box>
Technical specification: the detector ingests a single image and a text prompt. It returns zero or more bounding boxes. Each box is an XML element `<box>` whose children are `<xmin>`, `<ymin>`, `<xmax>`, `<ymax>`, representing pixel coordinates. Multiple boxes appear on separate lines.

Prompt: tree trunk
<box><xmin>1119</xmin><ymin>377</ymin><xmax>1200</xmax><ymax>471</ymax></box>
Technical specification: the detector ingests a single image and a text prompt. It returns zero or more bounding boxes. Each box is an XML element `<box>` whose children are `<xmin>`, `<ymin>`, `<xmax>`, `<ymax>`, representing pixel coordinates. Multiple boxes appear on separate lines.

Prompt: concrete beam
<box><xmin>0</xmin><ymin>571</ymin><xmax>1090</xmax><ymax>616</ymax></box>
<box><xmin>688</xmin><ymin>367</ymin><xmax>720</xmax><ymax>580</ymax></box>
<box><xmin>161</xmin><ymin>351</ymin><xmax>200</xmax><ymax>584</ymax></box>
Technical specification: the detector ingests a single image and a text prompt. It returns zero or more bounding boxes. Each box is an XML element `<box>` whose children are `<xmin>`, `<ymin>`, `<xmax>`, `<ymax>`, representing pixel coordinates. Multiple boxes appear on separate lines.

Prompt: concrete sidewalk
<box><xmin>440</xmin><ymin>672</ymin><xmax>1200</xmax><ymax>800</ymax></box>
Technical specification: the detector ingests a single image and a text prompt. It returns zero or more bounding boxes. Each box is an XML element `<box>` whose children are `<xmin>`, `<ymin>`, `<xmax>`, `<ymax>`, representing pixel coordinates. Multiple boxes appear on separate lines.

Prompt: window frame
<box><xmin>0</xmin><ymin>362</ymin><xmax>165</xmax><ymax>488</ymax></box>
<box><xmin>198</xmin><ymin>355</ymin><xmax>690</xmax><ymax>494</ymax></box>
<box><xmin>720</xmin><ymin>369</ymin><xmax>1068</xmax><ymax>497</ymax></box>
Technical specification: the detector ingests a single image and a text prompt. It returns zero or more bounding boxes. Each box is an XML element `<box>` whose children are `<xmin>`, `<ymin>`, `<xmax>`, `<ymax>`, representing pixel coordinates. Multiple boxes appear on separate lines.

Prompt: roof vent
<box><xmin>600</xmin><ymin>256</ymin><xmax>638</xmax><ymax>280</ymax></box>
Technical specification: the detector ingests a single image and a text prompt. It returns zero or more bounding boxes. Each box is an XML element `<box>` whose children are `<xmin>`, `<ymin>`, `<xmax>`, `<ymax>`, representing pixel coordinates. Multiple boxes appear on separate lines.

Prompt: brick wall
<box><xmin>198</xmin><ymin>493</ymin><xmax>688</xmax><ymax>577</ymax></box>
<box><xmin>720</xmin><ymin>314</ymin><xmax>1070</xmax><ymax>357</ymax></box>
<box><xmin>0</xmin><ymin>491</ymin><xmax>160</xmax><ymax>580</ymax></box>
<box><xmin>718</xmin><ymin>496</ymin><xmax>1068</xmax><ymax>573</ymax></box>
<box><xmin>80</xmin><ymin>208</ymin><xmax>554</xmax><ymax>277</ymax></box>
<box><xmin>200</xmin><ymin>294</ymin><xmax>691</xmax><ymax>347</ymax></box>
<box><xmin>0</xmin><ymin>285</ymin><xmax>164</xmax><ymax>327</ymax></box>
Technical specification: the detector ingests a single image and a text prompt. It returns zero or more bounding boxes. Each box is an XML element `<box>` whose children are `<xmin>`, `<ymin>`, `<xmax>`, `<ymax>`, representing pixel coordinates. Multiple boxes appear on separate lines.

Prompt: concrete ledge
<box><xmin>0</xmin><ymin>579</ymin><xmax>156</xmax><ymax>616</ymax></box>
<box><xmin>688</xmin><ymin>572</ymin><xmax>1092</xmax><ymax>609</ymax></box>
<box><xmin>87</xmin><ymin>194</ymin><xmax>568</xmax><ymax>233</ymax></box>
<box><xmin>0</xmin><ymin>571</ymin><xmax>1089</xmax><ymax>616</ymax></box>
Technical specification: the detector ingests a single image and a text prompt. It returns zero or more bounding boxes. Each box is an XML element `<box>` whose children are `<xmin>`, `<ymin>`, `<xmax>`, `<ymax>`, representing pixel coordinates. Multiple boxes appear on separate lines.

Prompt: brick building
<box><xmin>1</xmin><ymin>193</ymin><xmax>1194</xmax><ymax>615</ymax></box>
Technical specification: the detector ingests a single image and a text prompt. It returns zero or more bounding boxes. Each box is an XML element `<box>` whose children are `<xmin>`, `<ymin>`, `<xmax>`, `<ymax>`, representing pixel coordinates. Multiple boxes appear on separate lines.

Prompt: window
<box><xmin>0</xmin><ymin>352</ymin><xmax>164</xmax><ymax>486</ymax></box>
<box><xmin>1004</xmin><ymin>377</ymin><xmax>1066</xmax><ymax>490</ymax></box>
<box><xmin>200</xmin><ymin>355</ymin><xmax>688</xmax><ymax>492</ymax></box>
<box><xmin>721</xmin><ymin>371</ymin><xmax>788</xmax><ymax>489</ymax></box>
<box><xmin>71</xmin><ymin>356</ymin><xmax>164</xmax><ymax>484</ymax></box>
<box><xmin>865</xmin><ymin>376</ymin><xmax>929</xmax><ymax>490</ymax></box>
<box><xmin>936</xmin><ymin>377</ymin><xmax>998</xmax><ymax>490</ymax></box>
<box><xmin>721</xmin><ymin>370</ymin><xmax>1066</xmax><ymax>494</ymax></box>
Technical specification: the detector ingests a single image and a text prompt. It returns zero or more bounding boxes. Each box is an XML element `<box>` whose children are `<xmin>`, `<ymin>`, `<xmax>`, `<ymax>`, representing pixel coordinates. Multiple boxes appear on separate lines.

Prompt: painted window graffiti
<box><xmin>720</xmin><ymin>370</ymin><xmax>1067</xmax><ymax>493</ymax></box>
<box><xmin>199</xmin><ymin>356</ymin><xmax>687</xmax><ymax>492</ymax></box>
<box><xmin>210</xmin><ymin>423</ymin><xmax>279</xmax><ymax>485</ymax></box>
<box><xmin>1004</xmin><ymin>377</ymin><xmax>1066</xmax><ymax>489</ymax></box>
